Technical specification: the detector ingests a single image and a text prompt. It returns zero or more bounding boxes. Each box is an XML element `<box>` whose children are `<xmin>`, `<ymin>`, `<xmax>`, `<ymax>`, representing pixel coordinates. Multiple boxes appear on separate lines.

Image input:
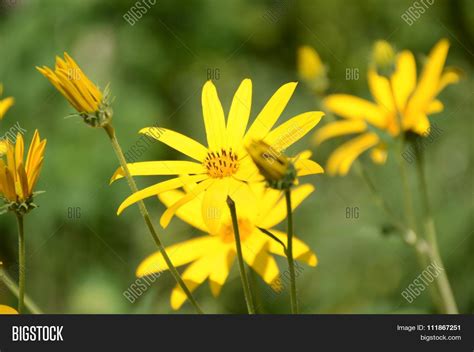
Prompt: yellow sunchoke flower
<box><xmin>315</xmin><ymin>39</ymin><xmax>460</xmax><ymax>176</ymax></box>
<box><xmin>0</xmin><ymin>130</ymin><xmax>46</xmax><ymax>214</ymax></box>
<box><xmin>37</xmin><ymin>53</ymin><xmax>112</xmax><ymax>127</ymax></box>
<box><xmin>136</xmin><ymin>182</ymin><xmax>318</xmax><ymax>310</ymax></box>
<box><xmin>111</xmin><ymin>79</ymin><xmax>324</xmax><ymax>228</ymax></box>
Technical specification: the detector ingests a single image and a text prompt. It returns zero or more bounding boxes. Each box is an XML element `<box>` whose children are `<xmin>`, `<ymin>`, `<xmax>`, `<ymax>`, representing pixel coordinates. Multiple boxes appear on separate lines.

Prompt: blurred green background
<box><xmin>0</xmin><ymin>0</ymin><xmax>472</xmax><ymax>314</ymax></box>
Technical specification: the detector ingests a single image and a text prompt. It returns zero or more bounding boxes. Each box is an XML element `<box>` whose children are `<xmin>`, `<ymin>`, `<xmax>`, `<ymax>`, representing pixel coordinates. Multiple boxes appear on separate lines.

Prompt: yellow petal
<box><xmin>140</xmin><ymin>127</ymin><xmax>208</xmax><ymax>162</ymax></box>
<box><xmin>228</xmin><ymin>177</ymin><xmax>258</xmax><ymax>222</ymax></box>
<box><xmin>408</xmin><ymin>113</ymin><xmax>430</xmax><ymax>135</ymax></box>
<box><xmin>0</xmin><ymin>305</ymin><xmax>18</xmax><ymax>314</ymax></box>
<box><xmin>244</xmin><ymin>240</ymin><xmax>279</xmax><ymax>285</ymax></box>
<box><xmin>159</xmin><ymin>189</ymin><xmax>208</xmax><ymax>232</ymax></box>
<box><xmin>295</xmin><ymin>158</ymin><xmax>324</xmax><ymax>177</ymax></box>
<box><xmin>245</xmin><ymin>82</ymin><xmax>298</xmax><ymax>143</ymax></box>
<box><xmin>0</xmin><ymin>97</ymin><xmax>14</xmax><ymax>120</ymax></box>
<box><xmin>258</xmin><ymin>184</ymin><xmax>314</xmax><ymax>229</ymax></box>
<box><xmin>264</xmin><ymin>111</ymin><xmax>324</xmax><ymax>152</ymax></box>
<box><xmin>323</xmin><ymin>94</ymin><xmax>386</xmax><ymax>128</ymax></box>
<box><xmin>110</xmin><ymin>161</ymin><xmax>205</xmax><ymax>183</ymax></box>
<box><xmin>202</xmin><ymin>81</ymin><xmax>226</xmax><ymax>151</ymax></box>
<box><xmin>227</xmin><ymin>79</ymin><xmax>252</xmax><ymax>152</ymax></box>
<box><xmin>170</xmin><ymin>251</ymin><xmax>222</xmax><ymax>310</ymax></box>
<box><xmin>160</xmin><ymin>178</ymin><xmax>214</xmax><ymax>228</ymax></box>
<box><xmin>370</xmin><ymin>146</ymin><xmax>387</xmax><ymax>164</ymax></box>
<box><xmin>117</xmin><ymin>174</ymin><xmax>207</xmax><ymax>215</ymax></box>
<box><xmin>17</xmin><ymin>163</ymin><xmax>29</xmax><ymax>201</ymax></box>
<box><xmin>368</xmin><ymin>69</ymin><xmax>395</xmax><ymax>113</ymax></box>
<box><xmin>267</xmin><ymin>230</ymin><xmax>318</xmax><ymax>266</ymax></box>
<box><xmin>391</xmin><ymin>50</ymin><xmax>417</xmax><ymax>111</ymax></box>
<box><xmin>209</xmin><ymin>250</ymin><xmax>235</xmax><ymax>297</ymax></box>
<box><xmin>436</xmin><ymin>67</ymin><xmax>461</xmax><ymax>94</ymax></box>
<box><xmin>298</xmin><ymin>45</ymin><xmax>324</xmax><ymax>80</ymax></box>
<box><xmin>408</xmin><ymin>39</ymin><xmax>450</xmax><ymax>112</ymax></box>
<box><xmin>201</xmin><ymin>178</ymin><xmax>230</xmax><ymax>234</ymax></box>
<box><xmin>25</xmin><ymin>130</ymin><xmax>40</xmax><ymax>173</ymax></box>
<box><xmin>136</xmin><ymin>236</ymin><xmax>220</xmax><ymax>277</ymax></box>
<box><xmin>0</xmin><ymin>141</ymin><xmax>7</xmax><ymax>156</ymax></box>
<box><xmin>313</xmin><ymin>120</ymin><xmax>367</xmax><ymax>145</ymax></box>
<box><xmin>233</xmin><ymin>156</ymin><xmax>263</xmax><ymax>182</ymax></box>
<box><xmin>14</xmin><ymin>133</ymin><xmax>24</xmax><ymax>173</ymax></box>
<box><xmin>326</xmin><ymin>133</ymin><xmax>379</xmax><ymax>176</ymax></box>
<box><xmin>426</xmin><ymin>100</ymin><xmax>444</xmax><ymax>114</ymax></box>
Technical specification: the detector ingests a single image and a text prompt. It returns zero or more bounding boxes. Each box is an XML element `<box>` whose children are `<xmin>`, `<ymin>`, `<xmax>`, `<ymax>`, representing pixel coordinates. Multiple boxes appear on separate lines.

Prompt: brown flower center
<box><xmin>204</xmin><ymin>148</ymin><xmax>239</xmax><ymax>178</ymax></box>
<box><xmin>220</xmin><ymin>218</ymin><xmax>254</xmax><ymax>243</ymax></box>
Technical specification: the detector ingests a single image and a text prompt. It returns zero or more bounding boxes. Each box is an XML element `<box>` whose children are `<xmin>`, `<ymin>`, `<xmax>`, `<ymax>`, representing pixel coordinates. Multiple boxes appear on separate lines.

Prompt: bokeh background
<box><xmin>0</xmin><ymin>0</ymin><xmax>472</xmax><ymax>314</ymax></box>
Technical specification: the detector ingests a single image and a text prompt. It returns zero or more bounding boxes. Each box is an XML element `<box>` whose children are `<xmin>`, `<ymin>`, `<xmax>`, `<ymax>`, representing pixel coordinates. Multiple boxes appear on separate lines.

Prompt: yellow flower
<box><xmin>37</xmin><ymin>53</ymin><xmax>111</xmax><ymax>127</ymax></box>
<box><xmin>0</xmin><ymin>84</ymin><xmax>14</xmax><ymax>121</ymax></box>
<box><xmin>136</xmin><ymin>182</ymin><xmax>318</xmax><ymax>310</ymax></box>
<box><xmin>0</xmin><ymin>130</ymin><xmax>46</xmax><ymax>212</ymax></box>
<box><xmin>0</xmin><ymin>305</ymin><xmax>18</xmax><ymax>314</ymax></box>
<box><xmin>111</xmin><ymin>79</ymin><xmax>324</xmax><ymax>227</ymax></box>
<box><xmin>372</xmin><ymin>40</ymin><xmax>395</xmax><ymax>71</ymax></box>
<box><xmin>315</xmin><ymin>39</ymin><xmax>460</xmax><ymax>176</ymax></box>
<box><xmin>297</xmin><ymin>46</ymin><xmax>328</xmax><ymax>94</ymax></box>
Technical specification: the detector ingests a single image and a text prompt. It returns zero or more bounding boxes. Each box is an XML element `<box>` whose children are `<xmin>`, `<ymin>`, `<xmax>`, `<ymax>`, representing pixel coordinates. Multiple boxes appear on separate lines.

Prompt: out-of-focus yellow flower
<box><xmin>372</xmin><ymin>40</ymin><xmax>395</xmax><ymax>72</ymax></box>
<box><xmin>0</xmin><ymin>84</ymin><xmax>14</xmax><ymax>121</ymax></box>
<box><xmin>315</xmin><ymin>39</ymin><xmax>460</xmax><ymax>176</ymax></box>
<box><xmin>37</xmin><ymin>53</ymin><xmax>111</xmax><ymax>127</ymax></box>
<box><xmin>0</xmin><ymin>305</ymin><xmax>18</xmax><ymax>314</ymax></box>
<box><xmin>297</xmin><ymin>45</ymin><xmax>328</xmax><ymax>94</ymax></box>
<box><xmin>0</xmin><ymin>130</ymin><xmax>46</xmax><ymax>213</ymax></box>
<box><xmin>111</xmin><ymin>79</ymin><xmax>324</xmax><ymax>227</ymax></box>
<box><xmin>136</xmin><ymin>182</ymin><xmax>318</xmax><ymax>310</ymax></box>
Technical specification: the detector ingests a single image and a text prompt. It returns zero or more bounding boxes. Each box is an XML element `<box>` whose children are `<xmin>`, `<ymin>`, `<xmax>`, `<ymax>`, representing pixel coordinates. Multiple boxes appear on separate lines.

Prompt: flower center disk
<box><xmin>204</xmin><ymin>148</ymin><xmax>239</xmax><ymax>178</ymax></box>
<box><xmin>220</xmin><ymin>218</ymin><xmax>253</xmax><ymax>243</ymax></box>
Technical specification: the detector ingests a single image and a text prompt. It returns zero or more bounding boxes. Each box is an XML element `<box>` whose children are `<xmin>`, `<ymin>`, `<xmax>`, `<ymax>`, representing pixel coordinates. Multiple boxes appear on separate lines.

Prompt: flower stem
<box><xmin>395</xmin><ymin>140</ymin><xmax>444</xmax><ymax>310</ymax></box>
<box><xmin>284</xmin><ymin>188</ymin><xmax>298</xmax><ymax>314</ymax></box>
<box><xmin>414</xmin><ymin>143</ymin><xmax>458</xmax><ymax>314</ymax></box>
<box><xmin>396</xmin><ymin>140</ymin><xmax>418</xmax><ymax>234</ymax></box>
<box><xmin>16</xmin><ymin>213</ymin><xmax>25</xmax><ymax>314</ymax></box>
<box><xmin>226</xmin><ymin>196</ymin><xmax>255</xmax><ymax>314</ymax></box>
<box><xmin>356</xmin><ymin>162</ymin><xmax>413</xmax><ymax>239</ymax></box>
<box><xmin>104</xmin><ymin>124</ymin><xmax>203</xmax><ymax>314</ymax></box>
<box><xmin>0</xmin><ymin>267</ymin><xmax>42</xmax><ymax>314</ymax></box>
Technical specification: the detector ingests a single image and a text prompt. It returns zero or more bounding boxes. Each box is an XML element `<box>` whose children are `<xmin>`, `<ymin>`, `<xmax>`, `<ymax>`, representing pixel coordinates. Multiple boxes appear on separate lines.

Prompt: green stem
<box><xmin>395</xmin><ymin>140</ymin><xmax>443</xmax><ymax>311</ymax></box>
<box><xmin>414</xmin><ymin>143</ymin><xmax>458</xmax><ymax>314</ymax></box>
<box><xmin>16</xmin><ymin>214</ymin><xmax>26</xmax><ymax>314</ymax></box>
<box><xmin>16</xmin><ymin>214</ymin><xmax>25</xmax><ymax>314</ymax></box>
<box><xmin>388</xmin><ymin>81</ymin><xmax>442</xmax><ymax>311</ymax></box>
<box><xmin>356</xmin><ymin>162</ymin><xmax>414</xmax><ymax>241</ymax></box>
<box><xmin>226</xmin><ymin>196</ymin><xmax>255</xmax><ymax>314</ymax></box>
<box><xmin>104</xmin><ymin>124</ymin><xmax>203</xmax><ymax>314</ymax></box>
<box><xmin>396</xmin><ymin>140</ymin><xmax>418</xmax><ymax>233</ymax></box>
<box><xmin>285</xmin><ymin>189</ymin><xmax>298</xmax><ymax>314</ymax></box>
<box><xmin>0</xmin><ymin>267</ymin><xmax>42</xmax><ymax>314</ymax></box>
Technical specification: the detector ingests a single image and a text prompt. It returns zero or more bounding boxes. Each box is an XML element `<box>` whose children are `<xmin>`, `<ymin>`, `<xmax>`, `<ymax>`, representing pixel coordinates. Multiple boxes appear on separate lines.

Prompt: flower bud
<box><xmin>246</xmin><ymin>140</ymin><xmax>296</xmax><ymax>190</ymax></box>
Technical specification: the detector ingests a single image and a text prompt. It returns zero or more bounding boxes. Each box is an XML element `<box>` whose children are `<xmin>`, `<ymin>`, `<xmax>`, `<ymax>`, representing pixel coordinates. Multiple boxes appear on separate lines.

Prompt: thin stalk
<box><xmin>395</xmin><ymin>140</ymin><xmax>443</xmax><ymax>311</ymax></box>
<box><xmin>358</xmin><ymin>160</ymin><xmax>441</xmax><ymax>310</ymax></box>
<box><xmin>388</xmin><ymin>81</ymin><xmax>442</xmax><ymax>310</ymax></box>
<box><xmin>396</xmin><ymin>140</ymin><xmax>418</xmax><ymax>233</ymax></box>
<box><xmin>104</xmin><ymin>124</ymin><xmax>203</xmax><ymax>314</ymax></box>
<box><xmin>226</xmin><ymin>196</ymin><xmax>255</xmax><ymax>314</ymax></box>
<box><xmin>16</xmin><ymin>214</ymin><xmax>25</xmax><ymax>314</ymax></box>
<box><xmin>356</xmin><ymin>162</ymin><xmax>411</xmax><ymax>237</ymax></box>
<box><xmin>284</xmin><ymin>189</ymin><xmax>298</xmax><ymax>314</ymax></box>
<box><xmin>414</xmin><ymin>143</ymin><xmax>458</xmax><ymax>314</ymax></box>
<box><xmin>0</xmin><ymin>268</ymin><xmax>42</xmax><ymax>314</ymax></box>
